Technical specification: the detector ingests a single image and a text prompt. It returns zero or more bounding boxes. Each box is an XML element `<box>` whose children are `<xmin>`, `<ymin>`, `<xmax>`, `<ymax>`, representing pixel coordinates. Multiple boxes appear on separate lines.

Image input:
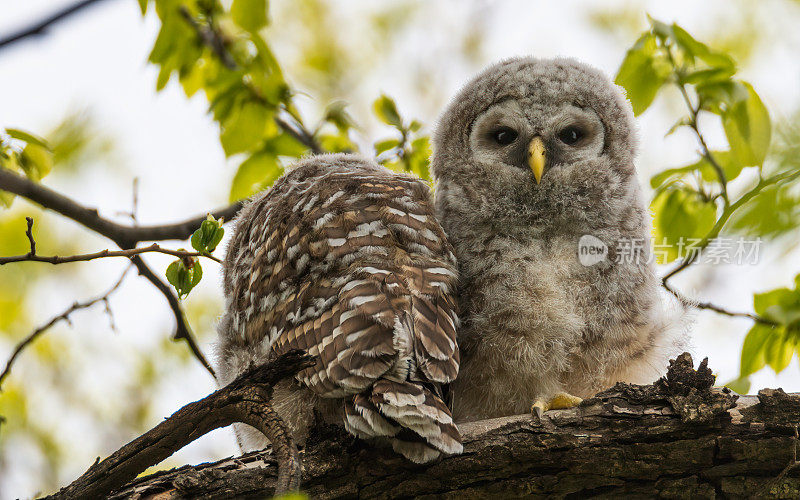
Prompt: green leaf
<box><xmin>723</xmin><ymin>83</ymin><xmax>771</xmax><ymax>167</ymax></box>
<box><xmin>220</xmin><ymin>101</ymin><xmax>271</xmax><ymax>157</ymax></box>
<box><xmin>0</xmin><ymin>190</ymin><xmax>15</xmax><ymax>208</ymax></box>
<box><xmin>229</xmin><ymin>152</ymin><xmax>282</xmax><ymax>201</ymax></box>
<box><xmin>189</xmin><ymin>260</ymin><xmax>202</xmax><ymax>289</ymax></box>
<box><xmin>648</xmin><ymin>17</ymin><xmax>672</xmax><ymax>40</ymax></box>
<box><xmin>373</xmin><ymin>95</ymin><xmax>403</xmax><ymax>128</ymax></box>
<box><xmin>741</xmin><ymin>276</ymin><xmax>800</xmax><ymax>376</ymax></box>
<box><xmin>724</xmin><ymin>376</ymin><xmax>751</xmax><ymax>395</ymax></box>
<box><xmin>740</xmin><ymin>323</ymin><xmax>773</xmax><ymax>376</ymax></box>
<box><xmin>650</xmin><ymin>151</ymin><xmax>743</xmax><ymax>190</ymax></box>
<box><xmin>5</xmin><ymin>128</ymin><xmax>49</xmax><ymax>148</ymax></box>
<box><xmin>165</xmin><ymin>259</ymin><xmax>203</xmax><ymax>299</ymax></box>
<box><xmin>19</xmin><ymin>143</ymin><xmax>54</xmax><ymax>181</ymax></box>
<box><xmin>264</xmin><ymin>133</ymin><xmax>307</xmax><ymax>158</ymax></box>
<box><xmin>650</xmin><ymin>165</ymin><xmax>696</xmax><ymax>190</ymax></box>
<box><xmin>696</xmin><ymin>80</ymin><xmax>749</xmax><ymax>115</ymax></box>
<box><xmin>753</xmin><ymin>283</ymin><xmax>800</xmax><ymax>328</ymax></box>
<box><xmin>615</xmin><ymin>33</ymin><xmax>669</xmax><ymax>116</ymax></box>
<box><xmin>138</xmin><ymin>0</ymin><xmax>148</xmax><ymax>15</ymax></box>
<box><xmin>318</xmin><ymin>133</ymin><xmax>356</xmax><ymax>154</ymax></box>
<box><xmin>681</xmin><ymin>67</ymin><xmax>736</xmax><ymax>86</ymax></box>
<box><xmin>374</xmin><ymin>138</ymin><xmax>400</xmax><ymax>155</ymax></box>
<box><xmin>764</xmin><ymin>329</ymin><xmax>794</xmax><ymax>373</ymax></box>
<box><xmin>231</xmin><ymin>0</ymin><xmax>269</xmax><ymax>33</ymax></box>
<box><xmin>408</xmin><ymin>136</ymin><xmax>432</xmax><ymax>180</ymax></box>
<box><xmin>650</xmin><ymin>187</ymin><xmax>717</xmax><ymax>263</ymax></box>
<box><xmin>191</xmin><ymin>214</ymin><xmax>225</xmax><ymax>253</ymax></box>
<box><xmin>728</xmin><ymin>184</ymin><xmax>800</xmax><ymax>240</ymax></box>
<box><xmin>671</xmin><ymin>24</ymin><xmax>735</xmax><ymax>71</ymax></box>
<box><xmin>323</xmin><ymin>101</ymin><xmax>356</xmax><ymax>132</ymax></box>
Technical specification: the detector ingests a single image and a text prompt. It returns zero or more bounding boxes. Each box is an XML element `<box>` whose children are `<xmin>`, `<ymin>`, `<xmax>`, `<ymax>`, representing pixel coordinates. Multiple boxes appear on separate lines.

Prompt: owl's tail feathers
<box><xmin>343</xmin><ymin>379</ymin><xmax>462</xmax><ymax>463</ymax></box>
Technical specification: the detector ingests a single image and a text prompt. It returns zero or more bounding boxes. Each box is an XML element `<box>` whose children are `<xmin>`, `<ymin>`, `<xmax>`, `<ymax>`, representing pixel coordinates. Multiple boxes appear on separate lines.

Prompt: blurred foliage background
<box><xmin>1</xmin><ymin>0</ymin><xmax>800</xmax><ymax>497</ymax></box>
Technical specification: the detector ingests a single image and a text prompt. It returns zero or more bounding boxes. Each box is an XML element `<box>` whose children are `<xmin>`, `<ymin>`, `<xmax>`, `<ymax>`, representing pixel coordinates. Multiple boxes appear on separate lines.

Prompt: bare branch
<box><xmin>0</xmin><ymin>266</ymin><xmax>131</xmax><ymax>390</ymax></box>
<box><xmin>24</xmin><ymin>216</ymin><xmax>36</xmax><ymax>255</ymax></box>
<box><xmin>0</xmin><ymin>0</ymin><xmax>116</xmax><ymax>51</ymax></box>
<box><xmin>662</xmin><ymin>279</ymin><xmax>778</xmax><ymax>326</ymax></box>
<box><xmin>45</xmin><ymin>351</ymin><xmax>315</xmax><ymax>499</ymax></box>
<box><xmin>0</xmin><ymin>167</ymin><xmax>243</xmax><ymax>247</ymax></box>
<box><xmin>129</xmin><ymin>255</ymin><xmax>216</xmax><ymax>377</ymax></box>
<box><xmin>0</xmin><ymin>169</ymin><xmax>228</xmax><ymax>375</ymax></box>
<box><xmin>0</xmin><ymin>241</ymin><xmax>222</xmax><ymax>265</ymax></box>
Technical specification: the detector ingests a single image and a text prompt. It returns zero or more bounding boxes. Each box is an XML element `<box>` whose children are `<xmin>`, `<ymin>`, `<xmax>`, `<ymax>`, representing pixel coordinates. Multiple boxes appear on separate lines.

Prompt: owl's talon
<box><xmin>531</xmin><ymin>399</ymin><xmax>547</xmax><ymax>419</ymax></box>
<box><xmin>531</xmin><ymin>392</ymin><xmax>583</xmax><ymax>418</ymax></box>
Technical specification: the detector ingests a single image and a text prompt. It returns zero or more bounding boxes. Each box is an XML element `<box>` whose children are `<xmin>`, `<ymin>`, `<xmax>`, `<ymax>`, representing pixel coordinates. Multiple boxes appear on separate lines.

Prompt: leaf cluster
<box><xmin>616</xmin><ymin>18</ymin><xmax>800</xmax><ymax>388</ymax></box>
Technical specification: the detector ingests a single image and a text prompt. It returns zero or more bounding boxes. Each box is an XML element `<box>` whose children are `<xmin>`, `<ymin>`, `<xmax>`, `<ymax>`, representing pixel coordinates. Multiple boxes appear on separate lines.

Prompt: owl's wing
<box><xmin>223</xmin><ymin>159</ymin><xmax>461</xmax><ymax>461</ymax></box>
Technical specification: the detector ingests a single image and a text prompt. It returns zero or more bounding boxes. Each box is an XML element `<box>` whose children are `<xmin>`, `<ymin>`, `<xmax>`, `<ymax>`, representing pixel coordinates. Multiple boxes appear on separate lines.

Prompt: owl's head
<box><xmin>432</xmin><ymin>57</ymin><xmax>639</xmax><ymax>231</ymax></box>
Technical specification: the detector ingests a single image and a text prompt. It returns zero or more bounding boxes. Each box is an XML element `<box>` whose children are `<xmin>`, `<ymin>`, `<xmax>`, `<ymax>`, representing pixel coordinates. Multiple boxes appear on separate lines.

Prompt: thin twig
<box><xmin>662</xmin><ymin>280</ymin><xmax>778</xmax><ymax>326</ymax></box>
<box><xmin>177</xmin><ymin>6</ymin><xmax>325</xmax><ymax>155</ymax></box>
<box><xmin>0</xmin><ymin>169</ymin><xmax>228</xmax><ymax>375</ymax></box>
<box><xmin>0</xmin><ymin>241</ymin><xmax>222</xmax><ymax>265</ymax></box>
<box><xmin>115</xmin><ymin>177</ymin><xmax>139</xmax><ymax>223</ymax></box>
<box><xmin>178</xmin><ymin>6</ymin><xmax>237</xmax><ymax>70</ymax></box>
<box><xmin>129</xmin><ymin>255</ymin><xmax>215</xmax><ymax>377</ymax></box>
<box><xmin>274</xmin><ymin>114</ymin><xmax>324</xmax><ymax>155</ymax></box>
<box><xmin>665</xmin><ymin>43</ymin><xmax>730</xmax><ymax>208</ymax></box>
<box><xmin>0</xmin><ymin>0</ymin><xmax>115</xmax><ymax>50</ymax></box>
<box><xmin>24</xmin><ymin>216</ymin><xmax>35</xmax><ymax>255</ymax></box>
<box><xmin>661</xmin><ymin>169</ymin><xmax>800</xmax><ymax>323</ymax></box>
<box><xmin>0</xmin><ymin>266</ymin><xmax>131</xmax><ymax>390</ymax></box>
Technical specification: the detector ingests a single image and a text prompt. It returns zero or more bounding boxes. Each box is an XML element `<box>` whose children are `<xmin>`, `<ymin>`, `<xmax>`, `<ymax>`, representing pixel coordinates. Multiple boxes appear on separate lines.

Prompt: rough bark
<box><xmin>44</xmin><ymin>351</ymin><xmax>314</xmax><ymax>499</ymax></box>
<box><xmin>106</xmin><ymin>354</ymin><xmax>800</xmax><ymax>499</ymax></box>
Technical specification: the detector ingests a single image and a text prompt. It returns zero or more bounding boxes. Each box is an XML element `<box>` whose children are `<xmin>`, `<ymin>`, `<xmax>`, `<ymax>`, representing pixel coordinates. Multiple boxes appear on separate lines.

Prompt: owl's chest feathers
<box><xmin>451</xmin><ymin>231</ymin><xmax>657</xmax><ymax>419</ymax></box>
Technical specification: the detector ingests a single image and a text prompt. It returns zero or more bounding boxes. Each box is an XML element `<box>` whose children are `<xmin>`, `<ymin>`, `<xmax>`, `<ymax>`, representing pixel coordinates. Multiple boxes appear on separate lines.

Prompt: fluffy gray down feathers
<box><xmin>215</xmin><ymin>57</ymin><xmax>689</xmax><ymax>463</ymax></box>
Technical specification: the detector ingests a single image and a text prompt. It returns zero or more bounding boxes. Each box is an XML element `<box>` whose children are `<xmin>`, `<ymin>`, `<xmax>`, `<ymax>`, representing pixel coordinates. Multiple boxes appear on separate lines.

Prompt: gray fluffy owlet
<box><xmin>432</xmin><ymin>57</ymin><xmax>687</xmax><ymax>421</ymax></box>
<box><xmin>215</xmin><ymin>154</ymin><xmax>462</xmax><ymax>463</ymax></box>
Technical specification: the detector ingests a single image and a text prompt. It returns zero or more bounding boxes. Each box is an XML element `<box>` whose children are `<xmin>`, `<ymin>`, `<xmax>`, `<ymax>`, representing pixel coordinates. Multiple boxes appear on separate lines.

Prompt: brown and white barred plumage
<box><xmin>216</xmin><ymin>154</ymin><xmax>462</xmax><ymax>463</ymax></box>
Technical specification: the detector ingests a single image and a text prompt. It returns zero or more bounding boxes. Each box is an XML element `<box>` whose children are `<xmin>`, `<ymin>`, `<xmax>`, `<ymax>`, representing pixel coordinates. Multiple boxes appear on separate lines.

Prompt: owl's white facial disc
<box><xmin>469</xmin><ymin>100</ymin><xmax>606</xmax><ymax>185</ymax></box>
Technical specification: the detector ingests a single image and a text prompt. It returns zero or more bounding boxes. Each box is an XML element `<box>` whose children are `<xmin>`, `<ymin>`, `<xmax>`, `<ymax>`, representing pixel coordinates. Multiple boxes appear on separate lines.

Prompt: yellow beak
<box><xmin>528</xmin><ymin>136</ymin><xmax>546</xmax><ymax>184</ymax></box>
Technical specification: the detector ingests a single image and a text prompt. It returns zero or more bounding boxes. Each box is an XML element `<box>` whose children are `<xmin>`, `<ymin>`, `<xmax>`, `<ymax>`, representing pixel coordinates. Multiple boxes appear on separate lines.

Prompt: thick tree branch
<box><xmin>45</xmin><ymin>351</ymin><xmax>315</xmax><ymax>499</ymax></box>
<box><xmin>0</xmin><ymin>266</ymin><xmax>131</xmax><ymax>390</ymax></box>
<box><xmin>0</xmin><ymin>168</ymin><xmax>243</xmax><ymax>247</ymax></box>
<box><xmin>107</xmin><ymin>354</ymin><xmax>800</xmax><ymax>499</ymax></box>
<box><xmin>0</xmin><ymin>0</ymin><xmax>116</xmax><ymax>51</ymax></box>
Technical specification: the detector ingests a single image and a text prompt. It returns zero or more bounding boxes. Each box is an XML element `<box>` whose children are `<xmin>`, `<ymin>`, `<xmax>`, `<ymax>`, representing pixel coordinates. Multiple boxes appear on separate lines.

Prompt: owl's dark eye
<box><xmin>491</xmin><ymin>127</ymin><xmax>518</xmax><ymax>145</ymax></box>
<box><xmin>558</xmin><ymin>126</ymin><xmax>585</xmax><ymax>145</ymax></box>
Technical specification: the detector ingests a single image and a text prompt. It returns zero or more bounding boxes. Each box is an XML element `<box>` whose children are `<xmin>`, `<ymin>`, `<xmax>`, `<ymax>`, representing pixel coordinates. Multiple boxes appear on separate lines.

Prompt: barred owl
<box><xmin>431</xmin><ymin>57</ymin><xmax>687</xmax><ymax>421</ymax></box>
<box><xmin>216</xmin><ymin>154</ymin><xmax>462</xmax><ymax>463</ymax></box>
